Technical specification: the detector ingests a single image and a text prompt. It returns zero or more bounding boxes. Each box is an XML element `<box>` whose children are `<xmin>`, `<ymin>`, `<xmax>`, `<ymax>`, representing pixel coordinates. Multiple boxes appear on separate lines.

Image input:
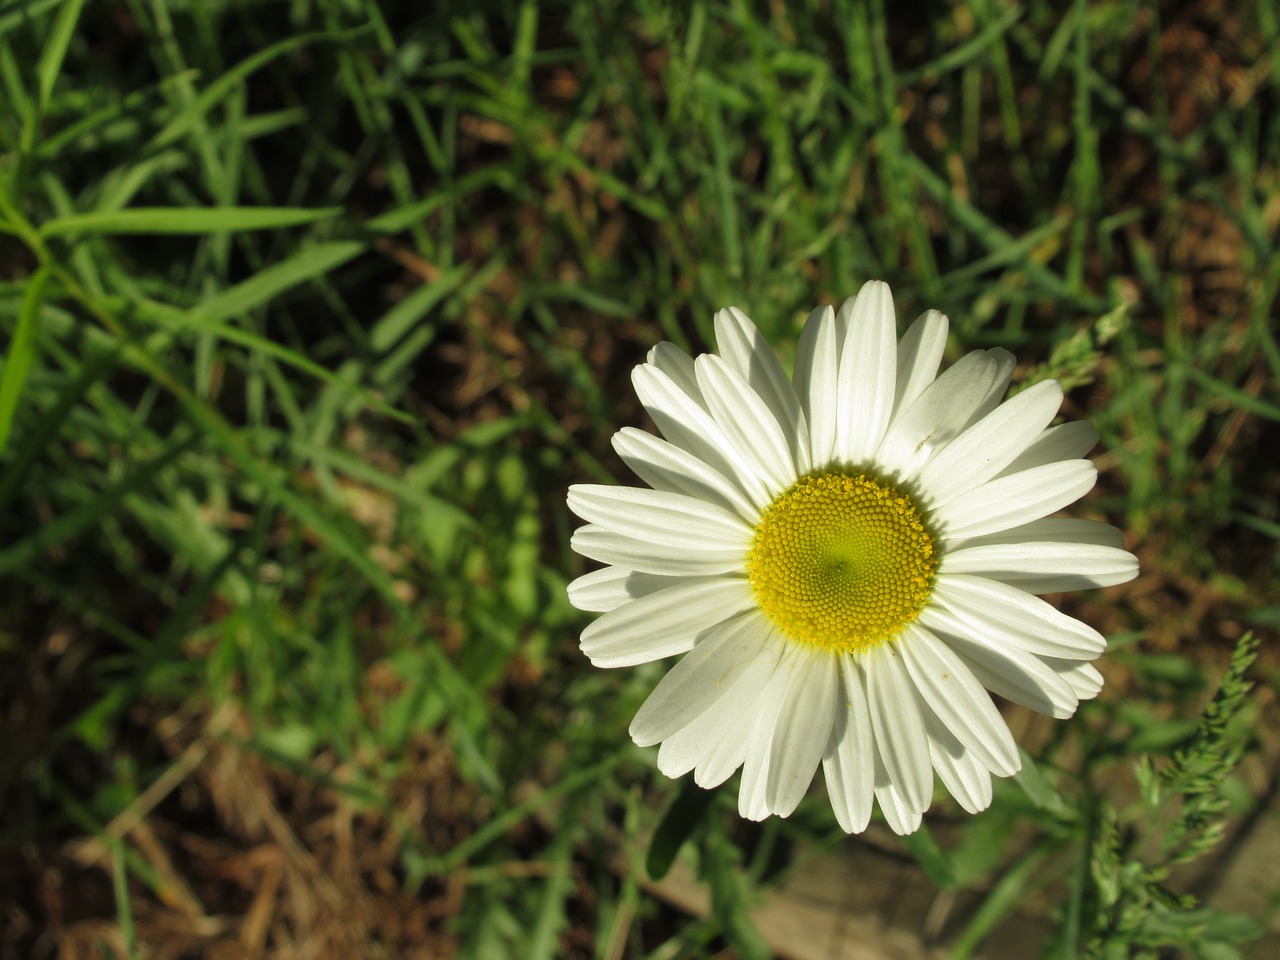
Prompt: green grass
<box><xmin>1</xmin><ymin>0</ymin><xmax>1277</xmax><ymax>957</ymax></box>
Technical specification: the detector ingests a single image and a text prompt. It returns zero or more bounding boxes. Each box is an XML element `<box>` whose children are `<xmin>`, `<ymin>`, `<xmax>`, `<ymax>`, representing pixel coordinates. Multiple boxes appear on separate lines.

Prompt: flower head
<box><xmin>567</xmin><ymin>281</ymin><xmax>1138</xmax><ymax>834</ymax></box>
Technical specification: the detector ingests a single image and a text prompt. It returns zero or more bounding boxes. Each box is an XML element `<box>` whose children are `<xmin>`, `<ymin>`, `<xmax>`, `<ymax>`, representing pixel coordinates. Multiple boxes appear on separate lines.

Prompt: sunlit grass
<box><xmin>0</xmin><ymin>0</ymin><xmax>1276</xmax><ymax>957</ymax></box>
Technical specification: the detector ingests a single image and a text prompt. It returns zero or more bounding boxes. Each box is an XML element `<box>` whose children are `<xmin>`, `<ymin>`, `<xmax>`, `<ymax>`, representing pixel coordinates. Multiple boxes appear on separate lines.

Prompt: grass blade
<box><xmin>950</xmin><ymin>845</ymin><xmax>1051</xmax><ymax>959</ymax></box>
<box><xmin>19</xmin><ymin>0</ymin><xmax>87</xmax><ymax>156</ymax></box>
<box><xmin>0</xmin><ymin>431</ymin><xmax>198</xmax><ymax>577</ymax></box>
<box><xmin>148</xmin><ymin>25</ymin><xmax>373</xmax><ymax>152</ymax></box>
<box><xmin>0</xmin><ymin>265</ymin><xmax>50</xmax><ymax>455</ymax></box>
<box><xmin>0</xmin><ymin>342</ymin><xmax>119</xmax><ymax>514</ymax></box>
<box><xmin>899</xmin><ymin>822</ymin><xmax>956</xmax><ymax>889</ymax></box>
<box><xmin>39</xmin><ymin>205</ymin><xmax>344</xmax><ymax>237</ymax></box>
<box><xmin>184</xmin><ymin>239</ymin><xmax>364</xmax><ymax>323</ymax></box>
<box><xmin>0</xmin><ymin>0</ymin><xmax>64</xmax><ymax>38</ymax></box>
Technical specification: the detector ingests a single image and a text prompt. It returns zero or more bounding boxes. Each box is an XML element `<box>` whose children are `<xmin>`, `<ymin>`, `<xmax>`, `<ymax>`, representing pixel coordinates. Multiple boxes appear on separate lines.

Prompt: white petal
<box><xmin>571</xmin><ymin>525</ymin><xmax>744</xmax><ymax>576</ymax></box>
<box><xmin>1000</xmin><ymin>420</ymin><xmax>1099</xmax><ymax>476</ymax></box>
<box><xmin>629</xmin><ymin>613</ymin><xmax>774</xmax><ymax>746</ymax></box>
<box><xmin>657</xmin><ymin>643</ymin><xmax>783</xmax><ymax>779</ymax></box>
<box><xmin>949</xmin><ymin>517</ymin><xmax>1126</xmax><ymax>551</ymax></box>
<box><xmin>941</xmin><ymin>541</ymin><xmax>1139</xmax><ymax>591</ymax></box>
<box><xmin>696</xmin><ymin>721</ymin><xmax>754</xmax><ymax>789</ymax></box>
<box><xmin>613</xmin><ymin>427</ymin><xmax>759</xmax><ymax>524</ymax></box>
<box><xmin>647</xmin><ymin>342</ymin><xmax>704</xmax><ymax>406</ymax></box>
<box><xmin>864</xmin><ymin>644</ymin><xmax>933</xmax><ymax>812</ymax></box>
<box><xmin>875</xmin><ymin>350</ymin><xmax>1001</xmax><ymax>478</ymax></box>
<box><xmin>995</xmin><ymin>573</ymin><xmax>1132</xmax><ymax>594</ymax></box>
<box><xmin>568</xmin><ymin>484</ymin><xmax>751</xmax><ymax>550</ymax></box>
<box><xmin>566</xmin><ymin>566</ymin><xmax>675</xmax><ymax>612</ymax></box>
<box><xmin>932</xmin><ymin>625</ymin><xmax>1080</xmax><ymax>719</ymax></box>
<box><xmin>696</xmin><ymin>354</ymin><xmax>797</xmax><ymax>493</ymax></box>
<box><xmin>835</xmin><ymin>281</ymin><xmax>898</xmax><ymax>464</ymax></box>
<box><xmin>916</xmin><ymin>380</ymin><xmax>1064</xmax><ymax>506</ymax></box>
<box><xmin>765</xmin><ymin>647</ymin><xmax>838</xmax><ymax>817</ymax></box>
<box><xmin>893</xmin><ymin>309</ymin><xmax>948</xmax><ymax>419</ymax></box>
<box><xmin>793</xmin><ymin>305</ymin><xmax>839</xmax><ymax>467</ymax></box>
<box><xmin>739</xmin><ymin>730</ymin><xmax>773</xmax><ymax>819</ymax></box>
<box><xmin>874</xmin><ymin>761</ymin><xmax>925</xmax><ymax>835</ymax></box>
<box><xmin>714</xmin><ymin>306</ymin><xmax>811</xmax><ymax>472</ymax></box>
<box><xmin>580</xmin><ymin>577</ymin><xmax>756</xmax><ymax>667</ymax></box>
<box><xmin>925</xmin><ymin>714</ymin><xmax>994</xmax><ymax>815</ymax></box>
<box><xmin>932</xmin><ymin>460</ymin><xmax>1097</xmax><ymax>539</ymax></box>
<box><xmin>633</xmin><ymin>364</ymin><xmax>774</xmax><ymax>508</ymax></box>
<box><xmin>897</xmin><ymin>625</ymin><xmax>1020</xmax><ymax>777</ymax></box>
<box><xmin>927</xmin><ymin>574</ymin><xmax>1106</xmax><ymax>658</ymax></box>
<box><xmin>822</xmin><ymin>655</ymin><xmax>876</xmax><ymax>834</ymax></box>
<box><xmin>696</xmin><ymin>737</ymin><xmax>752</xmax><ymax>788</ymax></box>
<box><xmin>970</xmin><ymin>348</ymin><xmax>1017</xmax><ymax>423</ymax></box>
<box><xmin>1050</xmin><ymin>659</ymin><xmax>1104</xmax><ymax>700</ymax></box>
<box><xmin>738</xmin><ymin>655</ymin><xmax>795</xmax><ymax>821</ymax></box>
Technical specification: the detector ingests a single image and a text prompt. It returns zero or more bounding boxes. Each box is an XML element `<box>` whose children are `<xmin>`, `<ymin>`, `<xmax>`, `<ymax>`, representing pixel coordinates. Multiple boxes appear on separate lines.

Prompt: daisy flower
<box><xmin>566</xmin><ymin>281</ymin><xmax>1138</xmax><ymax>835</ymax></box>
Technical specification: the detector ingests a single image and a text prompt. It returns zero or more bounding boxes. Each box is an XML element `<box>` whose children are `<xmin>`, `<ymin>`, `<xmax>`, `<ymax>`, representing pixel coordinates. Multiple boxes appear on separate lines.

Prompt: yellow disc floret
<box><xmin>745</xmin><ymin>471</ymin><xmax>938</xmax><ymax>653</ymax></box>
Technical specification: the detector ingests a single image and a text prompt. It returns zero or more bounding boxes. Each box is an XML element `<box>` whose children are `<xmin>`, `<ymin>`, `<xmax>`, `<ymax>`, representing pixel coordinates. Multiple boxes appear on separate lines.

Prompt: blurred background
<box><xmin>0</xmin><ymin>0</ymin><xmax>1277</xmax><ymax>957</ymax></box>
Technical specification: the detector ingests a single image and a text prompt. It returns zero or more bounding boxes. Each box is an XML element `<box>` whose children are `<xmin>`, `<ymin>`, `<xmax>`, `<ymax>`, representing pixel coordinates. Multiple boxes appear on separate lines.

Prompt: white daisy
<box><xmin>566</xmin><ymin>281</ymin><xmax>1138</xmax><ymax>835</ymax></box>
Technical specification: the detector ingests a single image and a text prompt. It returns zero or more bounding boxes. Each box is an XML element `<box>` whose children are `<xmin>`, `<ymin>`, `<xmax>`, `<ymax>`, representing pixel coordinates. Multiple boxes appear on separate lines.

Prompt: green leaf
<box><xmin>1200</xmin><ymin>909</ymin><xmax>1266</xmax><ymax>944</ymax></box>
<box><xmin>110</xmin><ymin>839</ymin><xmax>139</xmax><ymax>959</ymax></box>
<box><xmin>1013</xmin><ymin>749</ymin><xmax>1073</xmax><ymax>817</ymax></box>
<box><xmin>0</xmin><ymin>343</ymin><xmax>120</xmax><ymax>516</ymax></box>
<box><xmin>148</xmin><ymin>25</ymin><xmax>373</xmax><ymax>152</ymax></box>
<box><xmin>0</xmin><ymin>265</ymin><xmax>50</xmax><ymax>454</ymax></box>
<box><xmin>527</xmin><ymin>795</ymin><xmax>580</xmax><ymax>960</ymax></box>
<box><xmin>38</xmin><ymin>205</ymin><xmax>343</xmax><ymax>238</ymax></box>
<box><xmin>0</xmin><ymin>0</ymin><xmax>65</xmax><ymax>39</ymax></box>
<box><xmin>1194</xmin><ymin>944</ymin><xmax>1243</xmax><ymax>960</ymax></box>
<box><xmin>368</xmin><ymin>265</ymin><xmax>469</xmax><ymax>353</ymax></box>
<box><xmin>63</xmin><ymin>566</ymin><xmax>216</xmax><ymax>750</ymax></box>
<box><xmin>19</xmin><ymin>0</ymin><xmax>87</xmax><ymax>156</ymax></box>
<box><xmin>185</xmin><ymin>240</ymin><xmax>364</xmax><ymax>323</ymax></box>
<box><xmin>122</xmin><ymin>243</ymin><xmax>407</xmax><ymax>423</ymax></box>
<box><xmin>702</xmin><ymin>813</ymin><xmax>771</xmax><ymax>960</ymax></box>
<box><xmin>897</xmin><ymin>4</ymin><xmax>1024</xmax><ymax>83</ymax></box>
<box><xmin>951</xmin><ymin>845</ymin><xmax>1051</xmax><ymax>959</ymax></box>
<box><xmin>0</xmin><ymin>431</ymin><xmax>198</xmax><ymax>578</ymax></box>
<box><xmin>33</xmin><ymin>0</ymin><xmax>84</xmax><ymax>109</ymax></box>
<box><xmin>900</xmin><ymin>822</ymin><xmax>955</xmax><ymax>889</ymax></box>
<box><xmin>1181</xmin><ymin>363</ymin><xmax>1280</xmax><ymax>422</ymax></box>
<box><xmin>647</xmin><ymin>777</ymin><xmax>717</xmax><ymax>880</ymax></box>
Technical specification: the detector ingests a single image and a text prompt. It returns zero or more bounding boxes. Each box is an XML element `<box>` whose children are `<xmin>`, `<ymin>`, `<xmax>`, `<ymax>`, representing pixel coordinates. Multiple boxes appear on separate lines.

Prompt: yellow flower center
<box><xmin>745</xmin><ymin>471</ymin><xmax>938</xmax><ymax>653</ymax></box>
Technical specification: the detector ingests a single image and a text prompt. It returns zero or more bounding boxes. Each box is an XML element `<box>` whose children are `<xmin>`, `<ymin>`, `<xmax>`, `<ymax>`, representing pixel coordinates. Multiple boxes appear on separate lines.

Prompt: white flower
<box><xmin>566</xmin><ymin>281</ymin><xmax>1138</xmax><ymax>835</ymax></box>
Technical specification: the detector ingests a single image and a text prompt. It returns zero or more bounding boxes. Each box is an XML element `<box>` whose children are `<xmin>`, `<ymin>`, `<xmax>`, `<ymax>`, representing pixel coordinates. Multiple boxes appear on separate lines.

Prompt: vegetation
<box><xmin>0</xmin><ymin>0</ymin><xmax>1276</xmax><ymax>957</ymax></box>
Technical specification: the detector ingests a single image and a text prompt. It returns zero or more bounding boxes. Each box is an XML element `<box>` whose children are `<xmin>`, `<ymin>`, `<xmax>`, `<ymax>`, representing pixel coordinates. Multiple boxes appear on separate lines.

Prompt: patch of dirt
<box><xmin>3</xmin><ymin>704</ymin><xmax>475</xmax><ymax>960</ymax></box>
